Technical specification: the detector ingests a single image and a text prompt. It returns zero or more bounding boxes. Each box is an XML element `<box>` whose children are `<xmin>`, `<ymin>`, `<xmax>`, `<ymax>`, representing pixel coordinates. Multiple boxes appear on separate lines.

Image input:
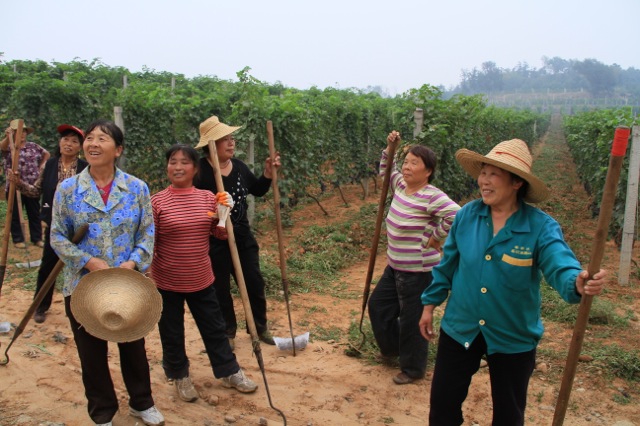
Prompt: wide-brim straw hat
<box><xmin>455</xmin><ymin>139</ymin><xmax>550</xmax><ymax>203</ymax></box>
<box><xmin>71</xmin><ymin>268</ymin><xmax>162</xmax><ymax>343</ymax></box>
<box><xmin>195</xmin><ymin>115</ymin><xmax>241</xmax><ymax>149</ymax></box>
<box><xmin>9</xmin><ymin>119</ymin><xmax>34</xmax><ymax>135</ymax></box>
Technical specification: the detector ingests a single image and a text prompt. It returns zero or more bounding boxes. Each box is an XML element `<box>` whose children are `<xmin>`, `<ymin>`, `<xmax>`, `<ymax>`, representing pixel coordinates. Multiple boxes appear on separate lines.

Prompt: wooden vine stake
<box><xmin>552</xmin><ymin>126</ymin><xmax>630</xmax><ymax>425</ymax></box>
<box><xmin>0</xmin><ymin>119</ymin><xmax>24</xmax><ymax>298</ymax></box>
<box><xmin>354</xmin><ymin>134</ymin><xmax>399</xmax><ymax>351</ymax></box>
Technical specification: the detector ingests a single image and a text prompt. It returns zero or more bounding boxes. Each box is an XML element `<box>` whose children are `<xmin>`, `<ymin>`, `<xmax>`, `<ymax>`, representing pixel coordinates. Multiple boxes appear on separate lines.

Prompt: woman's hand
<box><xmin>385</xmin><ymin>131</ymin><xmax>400</xmax><ymax>153</ymax></box>
<box><xmin>6</xmin><ymin>170</ymin><xmax>21</xmax><ymax>186</ymax></box>
<box><xmin>264</xmin><ymin>152</ymin><xmax>281</xmax><ymax>179</ymax></box>
<box><xmin>426</xmin><ymin>237</ymin><xmax>443</xmax><ymax>255</ymax></box>
<box><xmin>575</xmin><ymin>268</ymin><xmax>606</xmax><ymax>296</ymax></box>
<box><xmin>119</xmin><ymin>260</ymin><xmax>137</xmax><ymax>270</ymax></box>
<box><xmin>84</xmin><ymin>257</ymin><xmax>110</xmax><ymax>272</ymax></box>
<box><xmin>419</xmin><ymin>305</ymin><xmax>437</xmax><ymax>341</ymax></box>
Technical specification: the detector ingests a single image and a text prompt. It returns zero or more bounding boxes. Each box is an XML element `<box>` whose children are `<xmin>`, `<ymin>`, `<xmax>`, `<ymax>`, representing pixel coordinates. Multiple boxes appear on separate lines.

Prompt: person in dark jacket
<box><xmin>10</xmin><ymin>124</ymin><xmax>87</xmax><ymax>323</ymax></box>
<box><xmin>194</xmin><ymin>115</ymin><xmax>281</xmax><ymax>348</ymax></box>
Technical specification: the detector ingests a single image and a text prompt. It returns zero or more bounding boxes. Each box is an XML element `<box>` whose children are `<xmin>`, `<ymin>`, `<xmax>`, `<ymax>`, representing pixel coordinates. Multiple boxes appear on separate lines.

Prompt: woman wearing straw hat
<box><xmin>368</xmin><ymin>131</ymin><xmax>460</xmax><ymax>385</ymax></box>
<box><xmin>50</xmin><ymin>120</ymin><xmax>164</xmax><ymax>426</ymax></box>
<box><xmin>1</xmin><ymin>122</ymin><xmax>50</xmax><ymax>247</ymax></box>
<box><xmin>418</xmin><ymin>139</ymin><xmax>607</xmax><ymax>425</ymax></box>
<box><xmin>8</xmin><ymin>124</ymin><xmax>87</xmax><ymax>324</ymax></box>
<box><xmin>150</xmin><ymin>144</ymin><xmax>258</xmax><ymax>402</ymax></box>
<box><xmin>194</xmin><ymin>115</ymin><xmax>281</xmax><ymax>349</ymax></box>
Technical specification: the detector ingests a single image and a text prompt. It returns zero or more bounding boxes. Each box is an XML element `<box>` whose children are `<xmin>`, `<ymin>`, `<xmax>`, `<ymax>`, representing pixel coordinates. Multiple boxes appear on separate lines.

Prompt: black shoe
<box><xmin>258</xmin><ymin>330</ymin><xmax>275</xmax><ymax>345</ymax></box>
<box><xmin>34</xmin><ymin>311</ymin><xmax>46</xmax><ymax>324</ymax></box>
<box><xmin>393</xmin><ymin>372</ymin><xmax>418</xmax><ymax>385</ymax></box>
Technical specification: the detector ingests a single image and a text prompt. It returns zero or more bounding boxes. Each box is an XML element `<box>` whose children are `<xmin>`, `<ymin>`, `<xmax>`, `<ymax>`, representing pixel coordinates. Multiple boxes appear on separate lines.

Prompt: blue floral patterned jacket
<box><xmin>50</xmin><ymin>167</ymin><xmax>155</xmax><ymax>296</ymax></box>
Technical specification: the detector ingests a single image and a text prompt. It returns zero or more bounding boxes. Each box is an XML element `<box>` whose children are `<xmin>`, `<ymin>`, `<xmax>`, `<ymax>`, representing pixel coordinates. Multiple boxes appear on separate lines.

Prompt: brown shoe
<box><xmin>393</xmin><ymin>372</ymin><xmax>417</xmax><ymax>385</ymax></box>
<box><xmin>34</xmin><ymin>311</ymin><xmax>46</xmax><ymax>324</ymax></box>
<box><xmin>34</xmin><ymin>241</ymin><xmax>45</xmax><ymax>248</ymax></box>
<box><xmin>14</xmin><ymin>242</ymin><xmax>26</xmax><ymax>248</ymax></box>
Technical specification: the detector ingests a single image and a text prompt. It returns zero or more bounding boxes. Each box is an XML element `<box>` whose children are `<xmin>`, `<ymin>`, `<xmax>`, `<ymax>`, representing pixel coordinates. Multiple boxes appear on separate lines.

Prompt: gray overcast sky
<box><xmin>3</xmin><ymin>0</ymin><xmax>638</xmax><ymax>95</ymax></box>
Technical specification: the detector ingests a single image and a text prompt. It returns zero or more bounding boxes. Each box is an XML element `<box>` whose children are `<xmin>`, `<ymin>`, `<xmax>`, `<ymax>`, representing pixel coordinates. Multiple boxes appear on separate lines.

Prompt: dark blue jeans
<box><xmin>429</xmin><ymin>329</ymin><xmax>536</xmax><ymax>426</ymax></box>
<box><xmin>158</xmin><ymin>285</ymin><xmax>239</xmax><ymax>379</ymax></box>
<box><xmin>368</xmin><ymin>265</ymin><xmax>432</xmax><ymax>379</ymax></box>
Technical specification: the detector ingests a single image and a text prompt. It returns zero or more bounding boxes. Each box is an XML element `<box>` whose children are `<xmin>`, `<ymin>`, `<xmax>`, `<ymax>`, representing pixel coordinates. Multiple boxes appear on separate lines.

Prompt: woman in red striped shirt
<box><xmin>150</xmin><ymin>144</ymin><xmax>257</xmax><ymax>403</ymax></box>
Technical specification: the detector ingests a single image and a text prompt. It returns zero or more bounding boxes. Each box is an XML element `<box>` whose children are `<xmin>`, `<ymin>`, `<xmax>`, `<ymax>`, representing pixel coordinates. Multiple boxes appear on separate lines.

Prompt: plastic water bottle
<box><xmin>0</xmin><ymin>321</ymin><xmax>11</xmax><ymax>333</ymax></box>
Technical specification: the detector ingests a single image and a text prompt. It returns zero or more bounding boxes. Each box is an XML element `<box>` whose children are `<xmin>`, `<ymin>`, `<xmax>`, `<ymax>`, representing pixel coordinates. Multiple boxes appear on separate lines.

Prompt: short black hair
<box><xmin>407</xmin><ymin>145</ymin><xmax>437</xmax><ymax>183</ymax></box>
<box><xmin>84</xmin><ymin>120</ymin><xmax>124</xmax><ymax>149</ymax></box>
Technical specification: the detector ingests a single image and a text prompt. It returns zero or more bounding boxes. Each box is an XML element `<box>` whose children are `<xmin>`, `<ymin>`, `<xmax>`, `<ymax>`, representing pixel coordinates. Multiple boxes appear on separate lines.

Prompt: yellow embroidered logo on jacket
<box><xmin>502</xmin><ymin>253</ymin><xmax>533</xmax><ymax>267</ymax></box>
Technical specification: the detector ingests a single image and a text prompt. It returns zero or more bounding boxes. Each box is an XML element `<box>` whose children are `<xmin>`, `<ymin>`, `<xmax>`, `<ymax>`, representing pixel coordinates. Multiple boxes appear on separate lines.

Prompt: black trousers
<box><xmin>429</xmin><ymin>329</ymin><xmax>536</xmax><ymax>426</ymax></box>
<box><xmin>65</xmin><ymin>297</ymin><xmax>155</xmax><ymax>424</ymax></box>
<box><xmin>368</xmin><ymin>266</ymin><xmax>432</xmax><ymax>379</ymax></box>
<box><xmin>158</xmin><ymin>285</ymin><xmax>240</xmax><ymax>379</ymax></box>
<box><xmin>9</xmin><ymin>192</ymin><xmax>41</xmax><ymax>243</ymax></box>
<box><xmin>33</xmin><ymin>226</ymin><xmax>58</xmax><ymax>313</ymax></box>
<box><xmin>209</xmin><ymin>232</ymin><xmax>268</xmax><ymax>337</ymax></box>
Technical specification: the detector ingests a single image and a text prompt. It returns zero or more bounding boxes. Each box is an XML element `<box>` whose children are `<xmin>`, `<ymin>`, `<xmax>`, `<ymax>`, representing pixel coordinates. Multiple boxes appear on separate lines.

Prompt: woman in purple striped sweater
<box><xmin>368</xmin><ymin>130</ymin><xmax>460</xmax><ymax>385</ymax></box>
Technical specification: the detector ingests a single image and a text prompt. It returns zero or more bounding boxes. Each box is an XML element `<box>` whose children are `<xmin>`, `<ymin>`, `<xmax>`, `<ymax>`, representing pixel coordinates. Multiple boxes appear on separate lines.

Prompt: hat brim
<box><xmin>455</xmin><ymin>149</ymin><xmax>549</xmax><ymax>203</ymax></box>
<box><xmin>57</xmin><ymin>124</ymin><xmax>84</xmax><ymax>139</ymax></box>
<box><xmin>9</xmin><ymin>119</ymin><xmax>34</xmax><ymax>135</ymax></box>
<box><xmin>195</xmin><ymin>124</ymin><xmax>241</xmax><ymax>149</ymax></box>
<box><xmin>71</xmin><ymin>268</ymin><xmax>162</xmax><ymax>343</ymax></box>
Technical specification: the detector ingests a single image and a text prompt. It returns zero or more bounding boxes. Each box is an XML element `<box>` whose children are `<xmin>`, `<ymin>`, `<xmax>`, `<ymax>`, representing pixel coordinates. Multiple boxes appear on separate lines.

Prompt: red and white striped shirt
<box><xmin>151</xmin><ymin>186</ymin><xmax>223</xmax><ymax>292</ymax></box>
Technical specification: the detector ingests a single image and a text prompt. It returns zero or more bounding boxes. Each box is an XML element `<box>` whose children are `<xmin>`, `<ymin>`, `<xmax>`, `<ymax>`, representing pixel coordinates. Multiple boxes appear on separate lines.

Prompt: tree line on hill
<box><xmin>447</xmin><ymin>57</ymin><xmax>640</xmax><ymax>99</ymax></box>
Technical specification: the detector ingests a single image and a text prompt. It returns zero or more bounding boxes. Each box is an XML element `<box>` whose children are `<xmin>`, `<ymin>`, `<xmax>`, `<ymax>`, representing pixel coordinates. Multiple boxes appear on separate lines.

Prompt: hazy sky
<box><xmin>3</xmin><ymin>0</ymin><xmax>638</xmax><ymax>95</ymax></box>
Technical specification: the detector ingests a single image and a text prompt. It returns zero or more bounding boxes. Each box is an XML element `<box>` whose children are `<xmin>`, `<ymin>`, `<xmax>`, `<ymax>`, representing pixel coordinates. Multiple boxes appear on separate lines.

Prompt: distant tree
<box><xmin>573</xmin><ymin>59</ymin><xmax>617</xmax><ymax>96</ymax></box>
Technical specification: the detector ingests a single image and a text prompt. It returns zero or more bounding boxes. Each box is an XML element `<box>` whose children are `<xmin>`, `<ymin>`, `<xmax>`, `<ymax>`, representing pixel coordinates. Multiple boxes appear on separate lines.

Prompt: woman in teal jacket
<box><xmin>419</xmin><ymin>138</ymin><xmax>607</xmax><ymax>426</ymax></box>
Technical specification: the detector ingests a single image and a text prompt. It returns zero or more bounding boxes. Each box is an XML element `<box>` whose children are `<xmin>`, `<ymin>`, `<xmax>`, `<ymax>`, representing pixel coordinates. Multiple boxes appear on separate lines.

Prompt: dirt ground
<box><xmin>1</xmin><ymin>133</ymin><xmax>639</xmax><ymax>425</ymax></box>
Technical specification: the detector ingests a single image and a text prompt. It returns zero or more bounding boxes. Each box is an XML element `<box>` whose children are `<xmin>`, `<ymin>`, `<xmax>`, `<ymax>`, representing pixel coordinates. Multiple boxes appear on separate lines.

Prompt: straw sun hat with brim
<box><xmin>455</xmin><ymin>138</ymin><xmax>550</xmax><ymax>203</ymax></box>
<box><xmin>195</xmin><ymin>115</ymin><xmax>241</xmax><ymax>149</ymax></box>
<box><xmin>9</xmin><ymin>119</ymin><xmax>34</xmax><ymax>135</ymax></box>
<box><xmin>71</xmin><ymin>268</ymin><xmax>162</xmax><ymax>343</ymax></box>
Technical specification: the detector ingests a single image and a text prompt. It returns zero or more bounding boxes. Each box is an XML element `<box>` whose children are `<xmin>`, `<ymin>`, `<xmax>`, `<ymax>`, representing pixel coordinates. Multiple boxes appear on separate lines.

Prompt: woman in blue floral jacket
<box><xmin>50</xmin><ymin>120</ymin><xmax>163</xmax><ymax>426</ymax></box>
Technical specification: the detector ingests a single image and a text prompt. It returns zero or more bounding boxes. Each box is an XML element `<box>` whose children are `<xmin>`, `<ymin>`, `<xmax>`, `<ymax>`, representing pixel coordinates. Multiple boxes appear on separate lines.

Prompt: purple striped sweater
<box><xmin>380</xmin><ymin>150</ymin><xmax>460</xmax><ymax>272</ymax></box>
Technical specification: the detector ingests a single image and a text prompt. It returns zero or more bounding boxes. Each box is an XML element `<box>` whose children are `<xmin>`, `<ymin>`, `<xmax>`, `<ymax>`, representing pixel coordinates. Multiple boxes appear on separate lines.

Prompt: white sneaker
<box><xmin>221</xmin><ymin>369</ymin><xmax>258</xmax><ymax>393</ymax></box>
<box><xmin>175</xmin><ymin>376</ymin><xmax>199</xmax><ymax>402</ymax></box>
<box><xmin>95</xmin><ymin>423</ymin><xmax>112</xmax><ymax>426</ymax></box>
<box><xmin>129</xmin><ymin>405</ymin><xmax>165</xmax><ymax>425</ymax></box>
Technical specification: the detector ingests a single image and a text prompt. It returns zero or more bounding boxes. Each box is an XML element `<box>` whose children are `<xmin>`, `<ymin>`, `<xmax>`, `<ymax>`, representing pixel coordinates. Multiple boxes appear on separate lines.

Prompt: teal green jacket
<box><xmin>421</xmin><ymin>199</ymin><xmax>582</xmax><ymax>354</ymax></box>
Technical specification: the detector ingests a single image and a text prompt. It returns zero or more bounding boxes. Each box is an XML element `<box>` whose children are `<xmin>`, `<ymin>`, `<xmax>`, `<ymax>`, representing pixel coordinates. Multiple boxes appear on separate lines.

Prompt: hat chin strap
<box><xmin>493</xmin><ymin>151</ymin><xmax>531</xmax><ymax>171</ymax></box>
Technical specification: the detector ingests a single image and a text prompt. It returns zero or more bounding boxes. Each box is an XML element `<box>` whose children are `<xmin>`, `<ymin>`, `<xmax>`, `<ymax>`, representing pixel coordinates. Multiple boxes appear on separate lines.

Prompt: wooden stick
<box><xmin>552</xmin><ymin>126</ymin><xmax>630</xmax><ymax>425</ymax></box>
<box><xmin>355</xmin><ymin>136</ymin><xmax>399</xmax><ymax>349</ymax></box>
<box><xmin>206</xmin><ymin>139</ymin><xmax>287</xmax><ymax>424</ymax></box>
<box><xmin>0</xmin><ymin>224</ymin><xmax>89</xmax><ymax>365</ymax></box>
<box><xmin>266</xmin><ymin>121</ymin><xmax>297</xmax><ymax>356</ymax></box>
<box><xmin>0</xmin><ymin>120</ymin><xmax>24</xmax><ymax>297</ymax></box>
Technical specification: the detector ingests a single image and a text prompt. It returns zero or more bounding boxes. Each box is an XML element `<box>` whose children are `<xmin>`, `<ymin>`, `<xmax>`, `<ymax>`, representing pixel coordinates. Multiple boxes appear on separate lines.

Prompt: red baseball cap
<box><xmin>57</xmin><ymin>124</ymin><xmax>85</xmax><ymax>139</ymax></box>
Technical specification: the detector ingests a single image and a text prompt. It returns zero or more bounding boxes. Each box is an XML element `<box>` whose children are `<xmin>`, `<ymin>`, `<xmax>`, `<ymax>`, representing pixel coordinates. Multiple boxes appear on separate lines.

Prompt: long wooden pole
<box><xmin>1</xmin><ymin>224</ymin><xmax>88</xmax><ymax>365</ymax></box>
<box><xmin>552</xmin><ymin>125</ymin><xmax>630</xmax><ymax>425</ymax></box>
<box><xmin>206</xmin><ymin>140</ymin><xmax>286</xmax><ymax>425</ymax></box>
<box><xmin>266</xmin><ymin>121</ymin><xmax>297</xmax><ymax>356</ymax></box>
<box><xmin>0</xmin><ymin>120</ymin><xmax>24</xmax><ymax>297</ymax></box>
<box><xmin>355</xmin><ymin>135</ymin><xmax>399</xmax><ymax>349</ymax></box>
